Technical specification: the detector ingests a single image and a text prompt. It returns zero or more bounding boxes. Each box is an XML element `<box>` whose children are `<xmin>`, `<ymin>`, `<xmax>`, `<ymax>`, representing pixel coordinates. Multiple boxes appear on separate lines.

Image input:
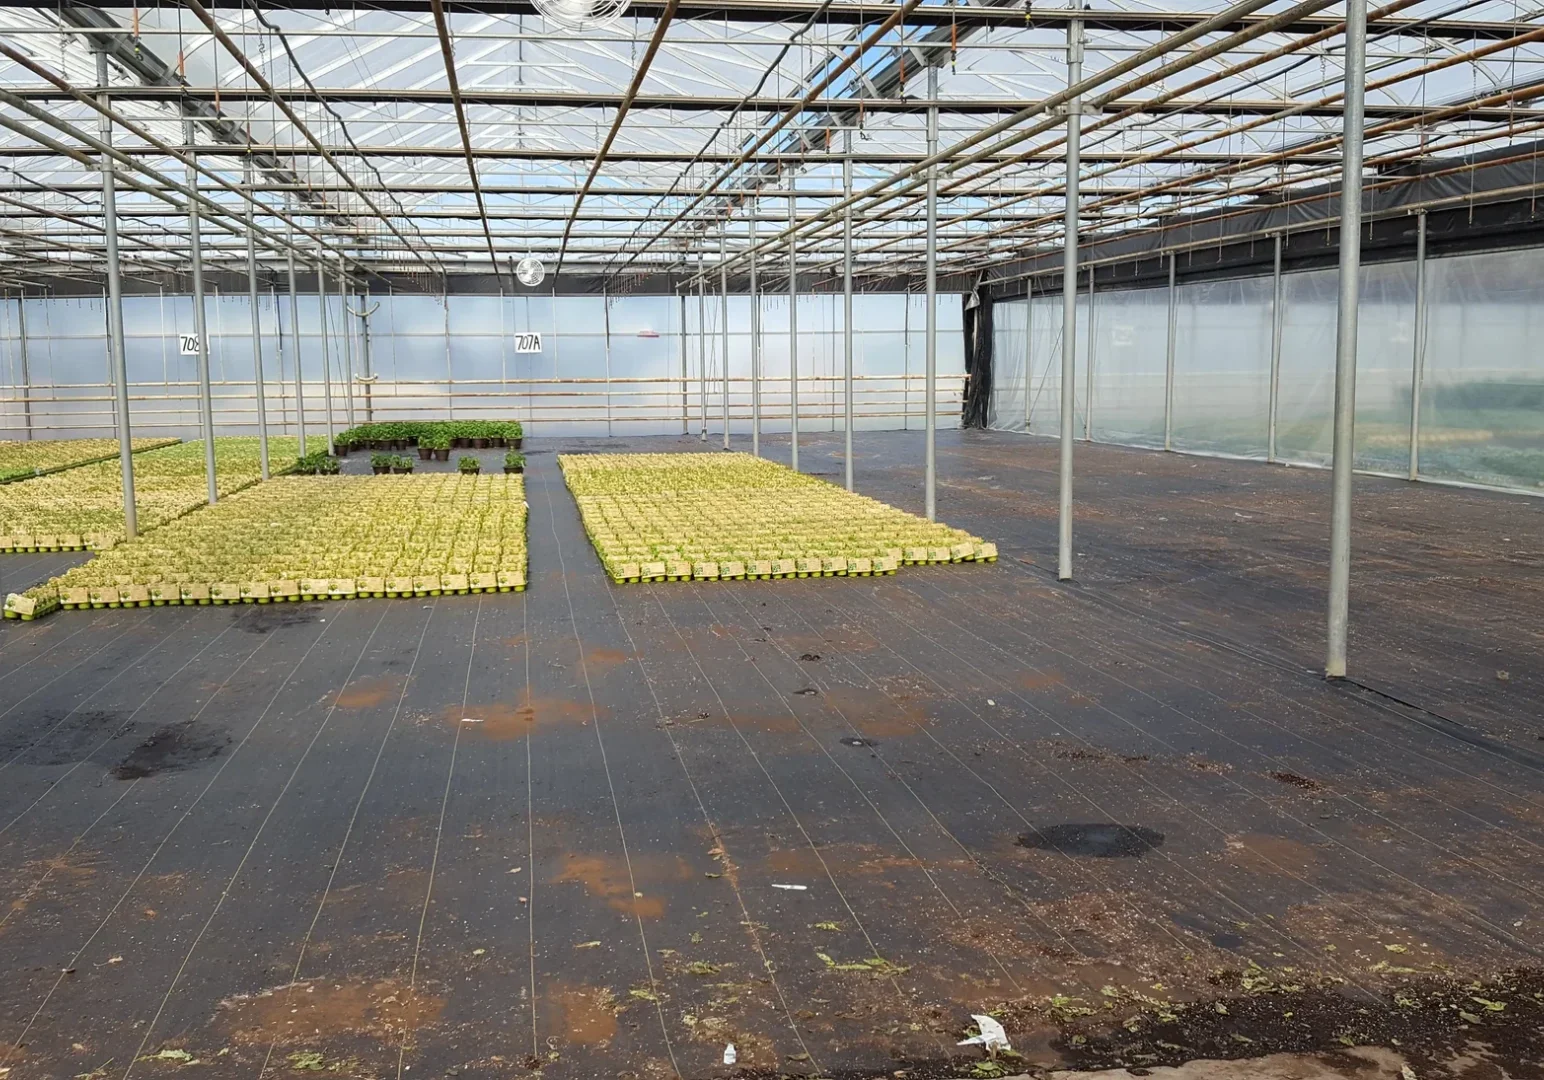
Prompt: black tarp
<box><xmin>961</xmin><ymin>293</ymin><xmax>992</xmax><ymax>429</ymax></box>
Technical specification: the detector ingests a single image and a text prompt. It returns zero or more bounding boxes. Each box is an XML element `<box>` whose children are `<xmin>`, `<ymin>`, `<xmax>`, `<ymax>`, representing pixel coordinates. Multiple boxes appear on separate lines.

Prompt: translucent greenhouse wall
<box><xmin>0</xmin><ymin>291</ymin><xmax>964</xmax><ymax>440</ymax></box>
<box><xmin>990</xmin><ymin>244</ymin><xmax>1544</xmax><ymax>494</ymax></box>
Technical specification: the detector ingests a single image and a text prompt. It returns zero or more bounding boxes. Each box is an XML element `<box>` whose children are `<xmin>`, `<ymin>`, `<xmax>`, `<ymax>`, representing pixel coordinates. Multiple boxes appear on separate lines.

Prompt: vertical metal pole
<box><xmin>358</xmin><ymin>291</ymin><xmax>374</xmax><ymax>424</ymax></box>
<box><xmin>843</xmin><ymin>129</ymin><xmax>855</xmax><ymax>491</ymax></box>
<box><xmin>1407</xmin><ymin>211</ymin><xmax>1427</xmax><ymax>481</ymax></box>
<box><xmin>1163</xmin><ymin>254</ymin><xmax>1176</xmax><ymax>450</ymax></box>
<box><xmin>697</xmin><ymin>252</ymin><xmax>707</xmax><ymax>441</ymax></box>
<box><xmin>1083</xmin><ymin>264</ymin><xmax>1094</xmax><ymax>441</ymax></box>
<box><xmin>317</xmin><ymin>266</ymin><xmax>336</xmax><ymax>453</ymax></box>
<box><xmin>272</xmin><ymin>286</ymin><xmax>288</xmax><ymax>436</ymax></box>
<box><xmin>1266</xmin><ymin>233</ymin><xmax>1285</xmax><ymax>462</ymax></box>
<box><xmin>187</xmin><ymin>120</ymin><xmax>217</xmax><ymax>503</ymax></box>
<box><xmin>749</xmin><ymin>209</ymin><xmax>761</xmax><ymax>456</ymax></box>
<box><xmin>924</xmin><ymin>64</ymin><xmax>938</xmax><ymax>520</ymax></box>
<box><xmin>603</xmin><ymin>287</ymin><xmax>613</xmax><ymax>437</ymax></box>
<box><xmin>719</xmin><ymin>221</ymin><xmax>730</xmax><ymax>449</ymax></box>
<box><xmin>286</xmin><ymin>210</ymin><xmax>305</xmax><ymax>458</ymax></box>
<box><xmin>1326</xmin><ymin>0</ymin><xmax>1367</xmax><ymax>679</ymax></box>
<box><xmin>339</xmin><ymin>256</ymin><xmax>356</xmax><ymax>428</ymax></box>
<box><xmin>1057</xmin><ymin>19</ymin><xmax>1082</xmax><ymax>581</ymax></box>
<box><xmin>98</xmin><ymin>49</ymin><xmax>136</xmax><ymax>537</ymax></box>
<box><xmin>1024</xmin><ymin>283</ymin><xmax>1033</xmax><ymax>432</ymax></box>
<box><xmin>679</xmin><ymin>289</ymin><xmax>689</xmax><ymax>434</ymax></box>
<box><xmin>245</xmin><ymin>158</ymin><xmax>270</xmax><ymax>479</ymax></box>
<box><xmin>17</xmin><ymin>295</ymin><xmax>32</xmax><ymax>440</ymax></box>
<box><xmin>786</xmin><ymin>195</ymin><xmax>800</xmax><ymax>469</ymax></box>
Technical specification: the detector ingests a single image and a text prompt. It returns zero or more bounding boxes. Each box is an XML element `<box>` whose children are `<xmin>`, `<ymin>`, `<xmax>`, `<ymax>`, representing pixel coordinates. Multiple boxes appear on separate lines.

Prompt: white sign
<box><xmin>513</xmin><ymin>332</ymin><xmax>543</xmax><ymax>354</ymax></box>
<box><xmin>178</xmin><ymin>333</ymin><xmax>201</xmax><ymax>356</ymax></box>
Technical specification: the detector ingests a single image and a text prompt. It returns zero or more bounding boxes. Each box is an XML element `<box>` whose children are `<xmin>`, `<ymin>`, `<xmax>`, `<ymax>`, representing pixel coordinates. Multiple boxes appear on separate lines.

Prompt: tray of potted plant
<box><xmin>4</xmin><ymin>472</ymin><xmax>529</xmax><ymax>620</ymax></box>
<box><xmin>558</xmin><ymin>452</ymin><xmax>995</xmax><ymax>585</ymax></box>
<box><xmin>0</xmin><ymin>437</ymin><xmax>299</xmax><ymax>554</ymax></box>
<box><xmin>0</xmin><ymin>437</ymin><xmax>182</xmax><ymax>485</ymax></box>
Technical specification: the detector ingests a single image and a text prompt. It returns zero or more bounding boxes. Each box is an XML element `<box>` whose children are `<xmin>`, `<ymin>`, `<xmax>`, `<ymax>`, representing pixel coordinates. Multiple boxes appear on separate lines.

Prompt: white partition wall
<box><xmin>990</xmin><ymin>244</ymin><xmax>1544</xmax><ymax>496</ymax></box>
<box><xmin>0</xmin><ymin>291</ymin><xmax>964</xmax><ymax>441</ymax></box>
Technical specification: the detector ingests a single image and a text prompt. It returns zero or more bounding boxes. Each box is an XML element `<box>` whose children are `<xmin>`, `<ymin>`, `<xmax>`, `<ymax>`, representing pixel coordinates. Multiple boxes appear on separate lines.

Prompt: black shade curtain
<box><xmin>961</xmin><ymin>293</ymin><xmax>993</xmax><ymax>429</ymax></box>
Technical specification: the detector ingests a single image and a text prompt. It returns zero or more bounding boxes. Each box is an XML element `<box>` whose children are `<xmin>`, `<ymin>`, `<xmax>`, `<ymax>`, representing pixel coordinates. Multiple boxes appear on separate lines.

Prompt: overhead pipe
<box><xmin>553</xmin><ymin>0</ymin><xmax>682</xmax><ymax>274</ymax></box>
<box><xmin>683</xmin><ymin>0</ymin><xmax>1293</xmax><ymax>290</ymax></box>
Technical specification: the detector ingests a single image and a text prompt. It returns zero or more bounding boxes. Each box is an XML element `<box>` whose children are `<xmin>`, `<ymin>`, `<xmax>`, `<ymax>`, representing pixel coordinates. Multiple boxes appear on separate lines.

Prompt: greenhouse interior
<box><xmin>0</xmin><ymin>1</ymin><xmax>1541</xmax><ymax>1078</ymax></box>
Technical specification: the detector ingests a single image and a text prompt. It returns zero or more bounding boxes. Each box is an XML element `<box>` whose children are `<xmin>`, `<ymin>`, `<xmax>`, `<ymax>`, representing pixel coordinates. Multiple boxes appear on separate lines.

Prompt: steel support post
<box><xmin>1164</xmin><ymin>254</ymin><xmax>1176</xmax><ymax>450</ymax></box>
<box><xmin>603</xmin><ymin>287</ymin><xmax>613</xmax><ymax>437</ymax></box>
<box><xmin>1268</xmin><ymin>233</ymin><xmax>1284</xmax><ymax>462</ymax></box>
<box><xmin>358</xmin><ymin>288</ymin><xmax>375</xmax><ymax>425</ymax></box>
<box><xmin>843</xmin><ymin>129</ymin><xmax>855</xmax><ymax>491</ymax></box>
<box><xmin>317</xmin><ymin>267</ymin><xmax>336</xmax><ymax>454</ymax></box>
<box><xmin>98</xmin><ymin>49</ymin><xmax>136</xmax><ymax>537</ymax></box>
<box><xmin>187</xmin><ymin>119</ymin><xmax>217</xmax><ymax>503</ymax></box>
<box><xmin>788</xmin><ymin>193</ymin><xmax>800</xmax><ymax>471</ymax></box>
<box><xmin>1326</xmin><ymin>0</ymin><xmax>1367</xmax><ymax>679</ymax></box>
<box><xmin>245</xmin><ymin>158</ymin><xmax>270</xmax><ymax>480</ymax></box>
<box><xmin>1057</xmin><ymin>19</ymin><xmax>1082</xmax><ymax>580</ymax></box>
<box><xmin>697</xmin><ymin>252</ymin><xmax>707</xmax><ymax>441</ymax></box>
<box><xmin>1407</xmin><ymin>211</ymin><xmax>1428</xmax><ymax>481</ymax></box>
<box><xmin>15</xmin><ymin>298</ymin><xmax>31</xmax><ymax>439</ymax></box>
<box><xmin>749</xmin><ymin>209</ymin><xmax>761</xmax><ymax>457</ymax></box>
<box><xmin>924</xmin><ymin>64</ymin><xmax>938</xmax><ymax>521</ymax></box>
<box><xmin>1024</xmin><ymin>283</ymin><xmax>1033</xmax><ymax>432</ymax></box>
<box><xmin>679</xmin><ymin>289</ymin><xmax>689</xmax><ymax>434</ymax></box>
<box><xmin>286</xmin><ymin>211</ymin><xmax>305</xmax><ymax>458</ymax></box>
<box><xmin>1084</xmin><ymin>265</ymin><xmax>1095</xmax><ymax>441</ymax></box>
<box><xmin>719</xmin><ymin>222</ymin><xmax>730</xmax><ymax>449</ymax></box>
<box><xmin>338</xmin><ymin>256</ymin><xmax>356</xmax><ymax>428</ymax></box>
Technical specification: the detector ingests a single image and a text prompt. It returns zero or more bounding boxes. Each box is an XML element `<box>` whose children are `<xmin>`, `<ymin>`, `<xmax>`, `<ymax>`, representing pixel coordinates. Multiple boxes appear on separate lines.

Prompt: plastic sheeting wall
<box><xmin>0</xmin><ymin>291</ymin><xmax>964</xmax><ymax>440</ymax></box>
<box><xmin>988</xmin><ymin>244</ymin><xmax>1544</xmax><ymax>494</ymax></box>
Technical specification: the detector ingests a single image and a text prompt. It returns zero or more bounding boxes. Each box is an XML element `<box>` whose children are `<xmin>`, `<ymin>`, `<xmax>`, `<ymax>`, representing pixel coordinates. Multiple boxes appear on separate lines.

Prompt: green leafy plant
<box><xmin>504</xmin><ymin>451</ymin><xmax>525</xmax><ymax>471</ymax></box>
<box><xmin>370</xmin><ymin>452</ymin><xmax>394</xmax><ymax>473</ymax></box>
<box><xmin>293</xmin><ymin>450</ymin><xmax>340</xmax><ymax>475</ymax></box>
<box><xmin>458</xmin><ymin>456</ymin><xmax>481</xmax><ymax>474</ymax></box>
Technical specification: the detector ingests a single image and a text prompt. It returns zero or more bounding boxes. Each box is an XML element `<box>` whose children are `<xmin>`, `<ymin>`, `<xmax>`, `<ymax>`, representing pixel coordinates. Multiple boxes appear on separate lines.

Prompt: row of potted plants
<box><xmin>294</xmin><ymin>449</ymin><xmax>341</xmax><ymax>475</ymax></box>
<box><xmin>0</xmin><ymin>437</ymin><xmax>181</xmax><ymax>485</ymax></box>
<box><xmin>4</xmin><ymin>472</ymin><xmax>528</xmax><ymax>619</ymax></box>
<box><xmin>372</xmin><ymin>453</ymin><xmax>417</xmax><ymax>474</ymax></box>
<box><xmin>0</xmin><ymin>436</ymin><xmax>300</xmax><ymax>554</ymax></box>
<box><xmin>559</xmin><ymin>452</ymin><xmax>996</xmax><ymax>585</ymax></box>
<box><xmin>333</xmin><ymin>420</ymin><xmax>523</xmax><ymax>455</ymax></box>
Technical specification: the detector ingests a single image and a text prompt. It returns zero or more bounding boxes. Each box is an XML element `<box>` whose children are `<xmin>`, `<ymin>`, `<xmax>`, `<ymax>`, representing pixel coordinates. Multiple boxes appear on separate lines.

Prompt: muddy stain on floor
<box><xmin>544</xmin><ymin>983</ymin><xmax>620</xmax><ymax>1046</ymax></box>
<box><xmin>582</xmin><ymin>645</ymin><xmax>633</xmax><ymax>671</ymax></box>
<box><xmin>220</xmin><ymin>978</ymin><xmax>445</xmax><ymax>1047</ymax></box>
<box><xmin>446</xmin><ymin>691</ymin><xmax>601</xmax><ymax>737</ymax></box>
<box><xmin>1225</xmin><ymin>832</ymin><xmax>1323</xmax><ymax>877</ymax></box>
<box><xmin>551</xmin><ymin>851</ymin><xmax>692</xmax><ymax>919</ymax></box>
<box><xmin>819</xmin><ymin>685</ymin><xmax>930</xmax><ymax>738</ymax></box>
<box><xmin>334</xmin><ymin>674</ymin><xmax>406</xmax><ymax>710</ymax></box>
